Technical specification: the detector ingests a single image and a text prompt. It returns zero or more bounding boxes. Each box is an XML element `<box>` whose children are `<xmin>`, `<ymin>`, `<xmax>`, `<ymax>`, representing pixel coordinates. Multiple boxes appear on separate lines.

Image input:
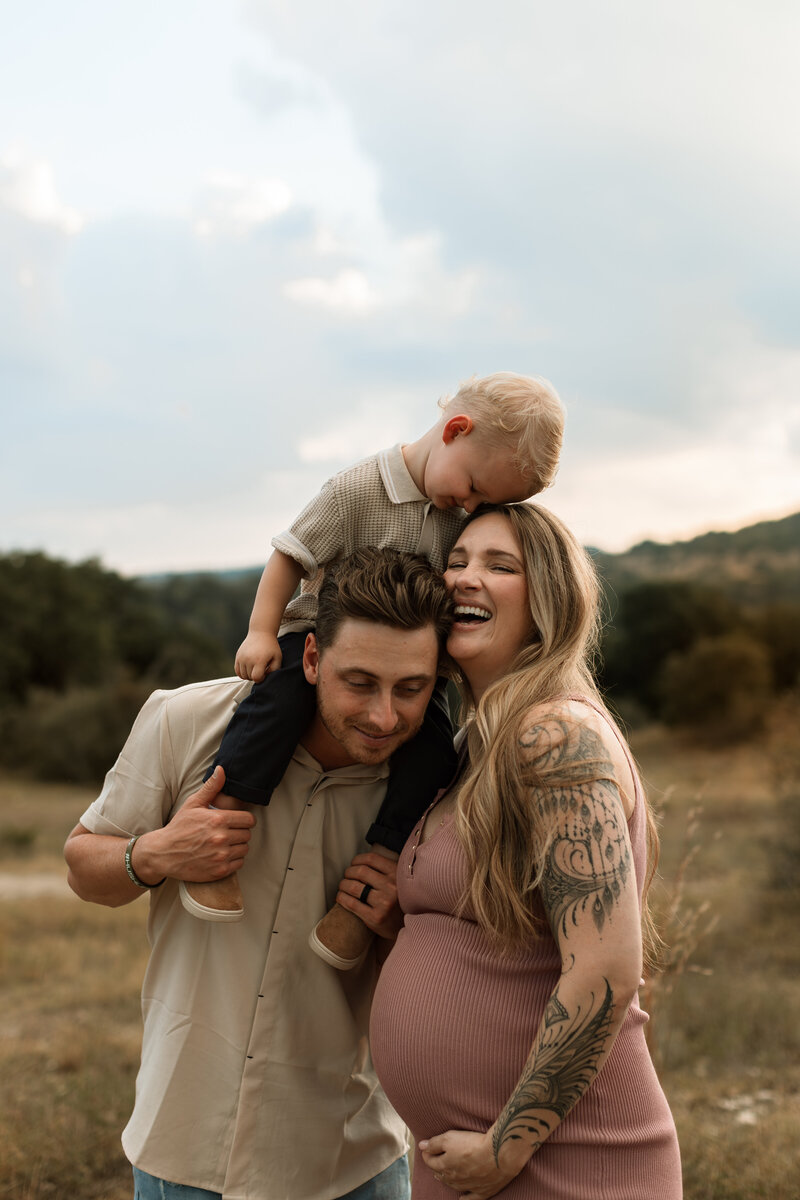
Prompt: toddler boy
<box><xmin>182</xmin><ymin>372</ymin><xmax>564</xmax><ymax>965</ymax></box>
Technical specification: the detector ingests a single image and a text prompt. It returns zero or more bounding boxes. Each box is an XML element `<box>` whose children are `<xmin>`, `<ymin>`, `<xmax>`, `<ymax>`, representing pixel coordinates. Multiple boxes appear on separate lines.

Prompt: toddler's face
<box><xmin>424</xmin><ymin>428</ymin><xmax>533</xmax><ymax>512</ymax></box>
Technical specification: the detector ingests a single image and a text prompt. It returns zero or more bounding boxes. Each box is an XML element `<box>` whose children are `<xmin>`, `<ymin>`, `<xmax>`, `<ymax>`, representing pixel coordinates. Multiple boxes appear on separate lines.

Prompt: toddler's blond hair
<box><xmin>441</xmin><ymin>372</ymin><xmax>564</xmax><ymax>494</ymax></box>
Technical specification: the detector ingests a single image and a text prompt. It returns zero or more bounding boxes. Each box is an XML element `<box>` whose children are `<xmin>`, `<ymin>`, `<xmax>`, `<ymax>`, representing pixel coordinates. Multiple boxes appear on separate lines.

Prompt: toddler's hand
<box><xmin>235</xmin><ymin>632</ymin><xmax>282</xmax><ymax>682</ymax></box>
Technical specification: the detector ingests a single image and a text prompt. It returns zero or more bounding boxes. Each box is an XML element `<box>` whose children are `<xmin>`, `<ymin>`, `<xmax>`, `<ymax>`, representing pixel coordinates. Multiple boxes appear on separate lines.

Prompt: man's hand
<box><xmin>235</xmin><ymin>631</ymin><xmax>282</xmax><ymax>682</ymax></box>
<box><xmin>134</xmin><ymin>767</ymin><xmax>256</xmax><ymax>884</ymax></box>
<box><xmin>335</xmin><ymin>852</ymin><xmax>403</xmax><ymax>942</ymax></box>
<box><xmin>418</xmin><ymin>1130</ymin><xmax>525</xmax><ymax>1200</ymax></box>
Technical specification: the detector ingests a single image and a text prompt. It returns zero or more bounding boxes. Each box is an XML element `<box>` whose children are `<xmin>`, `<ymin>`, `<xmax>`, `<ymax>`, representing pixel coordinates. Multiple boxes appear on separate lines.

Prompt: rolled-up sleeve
<box><xmin>79</xmin><ymin>689</ymin><xmax>177</xmax><ymax>836</ymax></box>
<box><xmin>271</xmin><ymin>479</ymin><xmax>345</xmax><ymax>578</ymax></box>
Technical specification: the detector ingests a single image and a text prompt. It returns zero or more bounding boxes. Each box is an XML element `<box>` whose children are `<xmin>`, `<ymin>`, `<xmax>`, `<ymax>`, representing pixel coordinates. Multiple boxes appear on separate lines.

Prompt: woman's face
<box><xmin>443</xmin><ymin>511</ymin><xmax>534</xmax><ymax>698</ymax></box>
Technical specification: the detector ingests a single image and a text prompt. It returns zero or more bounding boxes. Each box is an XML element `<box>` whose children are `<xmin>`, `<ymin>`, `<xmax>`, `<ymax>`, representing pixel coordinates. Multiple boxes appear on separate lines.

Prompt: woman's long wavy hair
<box><xmin>451</xmin><ymin>503</ymin><xmax>661</xmax><ymax>964</ymax></box>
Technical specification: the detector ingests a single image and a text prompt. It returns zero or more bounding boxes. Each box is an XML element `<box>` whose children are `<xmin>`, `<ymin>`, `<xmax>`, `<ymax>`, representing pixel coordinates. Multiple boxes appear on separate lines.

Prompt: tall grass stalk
<box><xmin>641</xmin><ymin>798</ymin><xmax>718</xmax><ymax>1067</ymax></box>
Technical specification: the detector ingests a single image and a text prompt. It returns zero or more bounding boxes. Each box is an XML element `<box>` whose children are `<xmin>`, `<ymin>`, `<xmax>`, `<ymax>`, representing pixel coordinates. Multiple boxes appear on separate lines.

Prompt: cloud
<box><xmin>283</xmin><ymin>229</ymin><xmax>480</xmax><ymax>329</ymax></box>
<box><xmin>0</xmin><ymin>150</ymin><xmax>84</xmax><ymax>370</ymax></box>
<box><xmin>246</xmin><ymin>1</ymin><xmax>800</xmax><ymax>195</ymax></box>
<box><xmin>192</xmin><ymin>171</ymin><xmax>293</xmax><ymax>237</ymax></box>
<box><xmin>7</xmin><ymin>466</ymin><xmax>331</xmax><ymax>576</ymax></box>
<box><xmin>235</xmin><ymin>46</ymin><xmax>330</xmax><ymax>116</ymax></box>
<box><xmin>0</xmin><ymin>147</ymin><xmax>83</xmax><ymax>234</ymax></box>
<box><xmin>548</xmin><ymin>323</ymin><xmax>800</xmax><ymax>550</ymax></box>
<box><xmin>550</xmin><ymin>428</ymin><xmax>800</xmax><ymax>554</ymax></box>
<box><xmin>284</xmin><ymin>267</ymin><xmax>379</xmax><ymax>314</ymax></box>
<box><xmin>296</xmin><ymin>394</ymin><xmax>417</xmax><ymax>463</ymax></box>
<box><xmin>3</xmin><ymin>1</ymin><xmax>799</xmax><ymax>574</ymax></box>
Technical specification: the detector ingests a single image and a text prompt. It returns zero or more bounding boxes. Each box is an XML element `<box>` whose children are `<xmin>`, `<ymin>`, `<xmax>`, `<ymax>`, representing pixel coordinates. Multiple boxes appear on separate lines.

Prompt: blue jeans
<box><xmin>132</xmin><ymin>1155</ymin><xmax>410</xmax><ymax>1199</ymax></box>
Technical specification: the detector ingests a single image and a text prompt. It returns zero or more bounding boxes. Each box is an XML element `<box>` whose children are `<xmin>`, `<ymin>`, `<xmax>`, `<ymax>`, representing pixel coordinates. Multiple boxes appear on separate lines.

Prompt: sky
<box><xmin>2</xmin><ymin>0</ymin><xmax>799</xmax><ymax>575</ymax></box>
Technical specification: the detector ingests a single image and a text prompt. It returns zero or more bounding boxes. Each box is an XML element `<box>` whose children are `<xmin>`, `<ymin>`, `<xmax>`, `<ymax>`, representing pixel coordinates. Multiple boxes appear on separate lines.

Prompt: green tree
<box><xmin>658</xmin><ymin>632</ymin><xmax>773</xmax><ymax>742</ymax></box>
<box><xmin>749</xmin><ymin>603</ymin><xmax>800</xmax><ymax>692</ymax></box>
<box><xmin>145</xmin><ymin>571</ymin><xmax>259</xmax><ymax>658</ymax></box>
<box><xmin>9</xmin><ymin>679</ymin><xmax>153</xmax><ymax>784</ymax></box>
<box><xmin>600</xmin><ymin>581</ymin><xmax>743</xmax><ymax>714</ymax></box>
<box><xmin>0</xmin><ymin>551</ymin><xmax>236</xmax><ymax>781</ymax></box>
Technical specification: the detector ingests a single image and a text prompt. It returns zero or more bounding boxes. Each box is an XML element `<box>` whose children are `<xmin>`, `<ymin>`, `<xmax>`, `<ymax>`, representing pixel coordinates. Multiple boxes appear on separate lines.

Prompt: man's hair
<box><xmin>441</xmin><ymin>372</ymin><xmax>565</xmax><ymax>495</ymax></box>
<box><xmin>315</xmin><ymin>548</ymin><xmax>454</xmax><ymax>655</ymax></box>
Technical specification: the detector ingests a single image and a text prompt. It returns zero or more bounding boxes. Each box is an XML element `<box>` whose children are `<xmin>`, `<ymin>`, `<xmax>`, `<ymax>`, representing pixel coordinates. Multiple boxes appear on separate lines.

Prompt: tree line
<box><xmin>1</xmin><ymin>550</ymin><xmax>799</xmax><ymax>784</ymax></box>
<box><xmin>0</xmin><ymin>552</ymin><xmax>253</xmax><ymax>783</ymax></box>
<box><xmin>597</xmin><ymin>576</ymin><xmax>800</xmax><ymax>741</ymax></box>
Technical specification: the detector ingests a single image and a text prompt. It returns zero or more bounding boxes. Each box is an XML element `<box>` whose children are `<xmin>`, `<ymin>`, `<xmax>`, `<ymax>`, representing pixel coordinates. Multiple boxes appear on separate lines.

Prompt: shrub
<box><xmin>658</xmin><ymin>633</ymin><xmax>773</xmax><ymax>742</ymax></box>
<box><xmin>766</xmin><ymin>694</ymin><xmax>800</xmax><ymax>891</ymax></box>
<box><xmin>750</xmin><ymin>604</ymin><xmax>800</xmax><ymax>692</ymax></box>
<box><xmin>7</xmin><ymin>680</ymin><xmax>153</xmax><ymax>785</ymax></box>
<box><xmin>600</xmin><ymin>581</ymin><xmax>742</xmax><ymax>715</ymax></box>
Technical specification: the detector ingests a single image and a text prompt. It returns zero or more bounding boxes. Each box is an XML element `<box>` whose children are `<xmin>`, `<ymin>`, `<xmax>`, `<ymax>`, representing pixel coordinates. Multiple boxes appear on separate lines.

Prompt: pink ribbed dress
<box><xmin>370</xmin><ymin>706</ymin><xmax>682</xmax><ymax>1199</ymax></box>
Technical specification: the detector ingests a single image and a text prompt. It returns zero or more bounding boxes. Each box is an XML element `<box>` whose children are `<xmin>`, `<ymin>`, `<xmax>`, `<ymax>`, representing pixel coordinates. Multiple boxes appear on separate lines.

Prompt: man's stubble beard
<box><xmin>314</xmin><ymin>690</ymin><xmax>421</xmax><ymax>766</ymax></box>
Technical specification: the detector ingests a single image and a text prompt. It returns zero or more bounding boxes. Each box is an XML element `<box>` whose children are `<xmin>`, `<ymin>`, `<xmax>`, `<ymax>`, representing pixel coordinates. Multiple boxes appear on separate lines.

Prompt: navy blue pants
<box><xmin>206</xmin><ymin>632</ymin><xmax>457</xmax><ymax>853</ymax></box>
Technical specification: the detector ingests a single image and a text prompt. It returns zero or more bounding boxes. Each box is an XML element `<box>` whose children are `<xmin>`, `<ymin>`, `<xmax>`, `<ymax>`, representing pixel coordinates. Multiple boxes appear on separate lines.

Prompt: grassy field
<box><xmin>0</xmin><ymin>779</ymin><xmax>147</xmax><ymax>1200</ymax></box>
<box><xmin>0</xmin><ymin>714</ymin><xmax>798</xmax><ymax>1199</ymax></box>
<box><xmin>632</xmin><ymin>710</ymin><xmax>800</xmax><ymax>1199</ymax></box>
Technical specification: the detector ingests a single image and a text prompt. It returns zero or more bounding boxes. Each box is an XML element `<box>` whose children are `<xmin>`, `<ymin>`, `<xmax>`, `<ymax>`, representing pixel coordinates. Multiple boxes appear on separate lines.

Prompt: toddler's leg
<box><xmin>205</xmin><ymin>632</ymin><xmax>316</xmax><ymax>804</ymax></box>
<box><xmin>180</xmin><ymin>633</ymin><xmax>316</xmax><ymax>922</ymax></box>
<box><xmin>180</xmin><ymin>794</ymin><xmax>248</xmax><ymax>922</ymax></box>
<box><xmin>309</xmin><ymin>681</ymin><xmax>457</xmax><ymax>968</ymax></box>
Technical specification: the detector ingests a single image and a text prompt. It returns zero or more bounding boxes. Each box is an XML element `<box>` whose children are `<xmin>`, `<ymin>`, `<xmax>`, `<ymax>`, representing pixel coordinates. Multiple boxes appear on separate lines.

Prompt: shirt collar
<box><xmin>377</xmin><ymin>444</ymin><xmax>427</xmax><ymax>504</ymax></box>
<box><xmin>291</xmin><ymin>741</ymin><xmax>391</xmax><ymax>782</ymax></box>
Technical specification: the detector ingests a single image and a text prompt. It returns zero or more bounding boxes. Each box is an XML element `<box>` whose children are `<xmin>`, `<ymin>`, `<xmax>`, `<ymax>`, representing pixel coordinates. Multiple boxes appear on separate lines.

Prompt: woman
<box><xmin>365</xmin><ymin>504</ymin><xmax>682</xmax><ymax>1199</ymax></box>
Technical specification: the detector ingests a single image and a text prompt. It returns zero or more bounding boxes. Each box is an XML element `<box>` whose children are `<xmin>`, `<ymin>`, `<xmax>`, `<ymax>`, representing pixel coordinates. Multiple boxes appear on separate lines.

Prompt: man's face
<box><xmin>301</xmin><ymin>618</ymin><xmax>440</xmax><ymax>771</ymax></box>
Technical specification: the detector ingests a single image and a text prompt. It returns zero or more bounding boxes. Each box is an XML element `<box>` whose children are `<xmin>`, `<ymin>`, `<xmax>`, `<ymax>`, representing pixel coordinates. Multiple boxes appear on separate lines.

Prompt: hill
<box><xmin>140</xmin><ymin>511</ymin><xmax>800</xmax><ymax>608</ymax></box>
<box><xmin>592</xmin><ymin>511</ymin><xmax>800</xmax><ymax>607</ymax></box>
<box><xmin>1</xmin><ymin>511</ymin><xmax>797</xmax><ymax>783</ymax></box>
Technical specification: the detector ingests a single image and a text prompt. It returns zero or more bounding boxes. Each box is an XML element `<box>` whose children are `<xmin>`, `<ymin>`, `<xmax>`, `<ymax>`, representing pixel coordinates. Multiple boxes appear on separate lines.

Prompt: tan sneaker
<box><xmin>179</xmin><ymin>873</ymin><xmax>244</xmax><ymax>922</ymax></box>
<box><xmin>309</xmin><ymin>903</ymin><xmax>373</xmax><ymax>969</ymax></box>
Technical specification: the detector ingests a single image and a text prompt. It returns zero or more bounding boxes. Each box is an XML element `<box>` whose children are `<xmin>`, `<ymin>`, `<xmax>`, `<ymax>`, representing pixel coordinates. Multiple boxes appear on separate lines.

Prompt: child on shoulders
<box><xmin>180</xmin><ymin>372</ymin><xmax>565</xmax><ymax>966</ymax></box>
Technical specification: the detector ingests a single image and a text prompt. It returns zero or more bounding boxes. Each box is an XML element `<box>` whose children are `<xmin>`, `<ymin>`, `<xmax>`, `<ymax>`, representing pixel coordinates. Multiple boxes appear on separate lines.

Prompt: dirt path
<box><xmin>0</xmin><ymin>871</ymin><xmax>74</xmax><ymax>900</ymax></box>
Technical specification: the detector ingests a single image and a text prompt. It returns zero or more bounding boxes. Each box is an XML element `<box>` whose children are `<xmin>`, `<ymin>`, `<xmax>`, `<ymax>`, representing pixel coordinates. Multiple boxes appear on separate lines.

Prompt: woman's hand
<box><xmin>418</xmin><ymin>1130</ymin><xmax>526</xmax><ymax>1199</ymax></box>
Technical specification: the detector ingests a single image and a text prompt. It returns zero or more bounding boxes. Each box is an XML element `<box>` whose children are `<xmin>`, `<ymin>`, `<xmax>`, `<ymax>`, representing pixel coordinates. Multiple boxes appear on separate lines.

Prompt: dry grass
<box><xmin>631</xmin><ymin>716</ymin><xmax>800</xmax><ymax>1199</ymax></box>
<box><xmin>1</xmin><ymin>719</ymin><xmax>799</xmax><ymax>1199</ymax></box>
<box><xmin>0</xmin><ymin>777</ymin><xmax>148</xmax><ymax>1199</ymax></box>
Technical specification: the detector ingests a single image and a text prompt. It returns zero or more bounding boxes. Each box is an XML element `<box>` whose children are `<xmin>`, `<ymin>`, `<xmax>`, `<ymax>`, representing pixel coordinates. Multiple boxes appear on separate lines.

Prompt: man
<box><xmin>64</xmin><ymin>548</ymin><xmax>453</xmax><ymax>1200</ymax></box>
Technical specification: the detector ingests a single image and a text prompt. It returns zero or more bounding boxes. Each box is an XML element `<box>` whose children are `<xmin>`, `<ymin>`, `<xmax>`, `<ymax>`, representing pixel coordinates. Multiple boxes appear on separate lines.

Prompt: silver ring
<box><xmin>359</xmin><ymin>883</ymin><xmax>373</xmax><ymax>904</ymax></box>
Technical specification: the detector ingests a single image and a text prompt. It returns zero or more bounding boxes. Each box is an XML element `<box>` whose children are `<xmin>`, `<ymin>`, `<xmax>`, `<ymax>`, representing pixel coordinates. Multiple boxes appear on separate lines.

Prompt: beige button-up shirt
<box><xmin>79</xmin><ymin>678</ymin><xmax>408</xmax><ymax>1200</ymax></box>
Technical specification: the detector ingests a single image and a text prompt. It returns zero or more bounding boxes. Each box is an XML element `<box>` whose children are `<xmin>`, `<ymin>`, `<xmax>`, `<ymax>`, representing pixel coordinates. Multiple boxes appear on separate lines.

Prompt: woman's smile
<box><xmin>451</xmin><ymin>603</ymin><xmax>493</xmax><ymax>627</ymax></box>
<box><xmin>444</xmin><ymin>511</ymin><xmax>534</xmax><ymax>698</ymax></box>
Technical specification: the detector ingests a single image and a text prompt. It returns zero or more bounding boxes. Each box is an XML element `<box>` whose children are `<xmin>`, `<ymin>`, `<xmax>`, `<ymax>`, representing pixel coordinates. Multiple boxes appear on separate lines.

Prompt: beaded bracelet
<box><xmin>125</xmin><ymin>834</ymin><xmax>165</xmax><ymax>889</ymax></box>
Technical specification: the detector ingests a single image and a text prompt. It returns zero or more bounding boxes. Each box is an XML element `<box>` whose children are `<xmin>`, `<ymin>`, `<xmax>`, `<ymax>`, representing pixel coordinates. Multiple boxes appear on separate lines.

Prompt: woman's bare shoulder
<box><xmin>519</xmin><ymin>697</ymin><xmax>621</xmax><ymax>748</ymax></box>
<box><xmin>516</xmin><ymin>699</ymin><xmax>636</xmax><ymax>816</ymax></box>
<box><xmin>516</xmin><ymin>700</ymin><xmax>589</xmax><ymax>772</ymax></box>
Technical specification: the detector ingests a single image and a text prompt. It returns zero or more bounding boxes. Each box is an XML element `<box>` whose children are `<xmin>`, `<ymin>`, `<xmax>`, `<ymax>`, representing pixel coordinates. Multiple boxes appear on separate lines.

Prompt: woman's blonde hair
<box><xmin>452</xmin><ymin>503</ymin><xmax>661</xmax><ymax>962</ymax></box>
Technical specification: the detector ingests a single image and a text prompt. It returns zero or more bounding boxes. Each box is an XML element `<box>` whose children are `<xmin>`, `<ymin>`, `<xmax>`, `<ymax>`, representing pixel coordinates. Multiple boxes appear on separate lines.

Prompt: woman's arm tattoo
<box><xmin>491</xmin><ymin>981</ymin><xmax>614</xmax><ymax>1163</ymax></box>
<box><xmin>490</xmin><ymin>717</ymin><xmax>632</xmax><ymax>1167</ymax></box>
<box><xmin>520</xmin><ymin>717</ymin><xmax>632</xmax><ymax>940</ymax></box>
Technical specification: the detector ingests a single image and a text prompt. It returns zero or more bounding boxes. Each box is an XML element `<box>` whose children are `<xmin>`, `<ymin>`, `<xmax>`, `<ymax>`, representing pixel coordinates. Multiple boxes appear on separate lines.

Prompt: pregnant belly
<box><xmin>370</xmin><ymin>912</ymin><xmax>558</xmax><ymax>1139</ymax></box>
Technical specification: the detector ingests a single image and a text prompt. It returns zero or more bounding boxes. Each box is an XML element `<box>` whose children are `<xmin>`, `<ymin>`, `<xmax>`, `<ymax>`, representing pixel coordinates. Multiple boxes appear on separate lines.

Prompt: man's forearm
<box><xmin>64</xmin><ymin>824</ymin><xmax>157</xmax><ymax>907</ymax></box>
<box><xmin>64</xmin><ymin>773</ymin><xmax>257</xmax><ymax>907</ymax></box>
